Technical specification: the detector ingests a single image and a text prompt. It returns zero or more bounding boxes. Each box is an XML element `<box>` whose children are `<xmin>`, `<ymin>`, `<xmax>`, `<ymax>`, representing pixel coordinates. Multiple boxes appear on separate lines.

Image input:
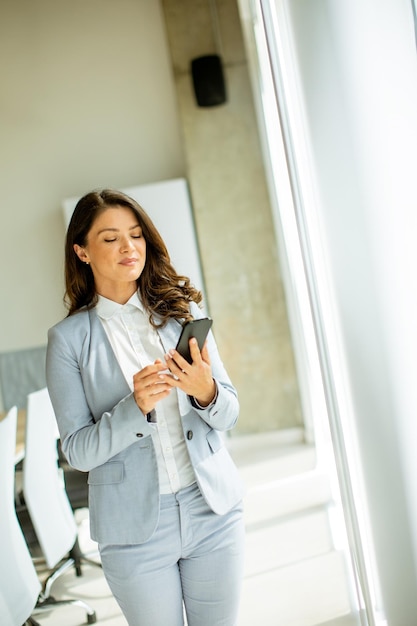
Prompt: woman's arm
<box><xmin>46</xmin><ymin>323</ymin><xmax>154</xmax><ymax>472</ymax></box>
<box><xmin>166</xmin><ymin>301</ymin><xmax>240</xmax><ymax>432</ymax></box>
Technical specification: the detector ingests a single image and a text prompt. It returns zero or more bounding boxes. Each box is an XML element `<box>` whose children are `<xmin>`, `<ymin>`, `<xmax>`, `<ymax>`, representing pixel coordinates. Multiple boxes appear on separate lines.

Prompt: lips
<box><xmin>119</xmin><ymin>258</ymin><xmax>138</xmax><ymax>266</ymax></box>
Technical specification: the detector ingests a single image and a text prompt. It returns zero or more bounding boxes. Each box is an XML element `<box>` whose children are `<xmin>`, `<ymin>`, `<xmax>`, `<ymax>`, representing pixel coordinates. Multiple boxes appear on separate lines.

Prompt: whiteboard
<box><xmin>62</xmin><ymin>178</ymin><xmax>207</xmax><ymax>304</ymax></box>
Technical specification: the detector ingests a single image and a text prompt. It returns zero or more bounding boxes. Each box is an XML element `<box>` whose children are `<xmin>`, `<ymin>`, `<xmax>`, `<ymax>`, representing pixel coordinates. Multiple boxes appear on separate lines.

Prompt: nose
<box><xmin>120</xmin><ymin>237</ymin><xmax>134</xmax><ymax>253</ymax></box>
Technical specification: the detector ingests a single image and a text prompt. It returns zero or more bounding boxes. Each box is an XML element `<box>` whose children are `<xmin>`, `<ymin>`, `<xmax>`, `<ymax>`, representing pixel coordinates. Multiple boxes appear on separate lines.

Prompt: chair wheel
<box><xmin>87</xmin><ymin>611</ymin><xmax>97</xmax><ymax>624</ymax></box>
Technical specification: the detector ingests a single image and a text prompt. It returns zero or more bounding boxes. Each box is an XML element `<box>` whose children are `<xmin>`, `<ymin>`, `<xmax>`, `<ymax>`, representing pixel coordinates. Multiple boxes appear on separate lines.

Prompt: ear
<box><xmin>73</xmin><ymin>244</ymin><xmax>90</xmax><ymax>264</ymax></box>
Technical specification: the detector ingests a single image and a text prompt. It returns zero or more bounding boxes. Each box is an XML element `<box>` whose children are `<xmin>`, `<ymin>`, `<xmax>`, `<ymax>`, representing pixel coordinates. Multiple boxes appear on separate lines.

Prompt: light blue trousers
<box><xmin>99</xmin><ymin>483</ymin><xmax>245</xmax><ymax>626</ymax></box>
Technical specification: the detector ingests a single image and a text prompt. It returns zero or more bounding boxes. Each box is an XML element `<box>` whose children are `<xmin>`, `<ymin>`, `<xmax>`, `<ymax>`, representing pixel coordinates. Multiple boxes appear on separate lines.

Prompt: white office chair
<box><xmin>0</xmin><ymin>345</ymin><xmax>47</xmax><ymax>410</ymax></box>
<box><xmin>18</xmin><ymin>387</ymin><xmax>97</xmax><ymax>623</ymax></box>
<box><xmin>0</xmin><ymin>406</ymin><xmax>41</xmax><ymax>626</ymax></box>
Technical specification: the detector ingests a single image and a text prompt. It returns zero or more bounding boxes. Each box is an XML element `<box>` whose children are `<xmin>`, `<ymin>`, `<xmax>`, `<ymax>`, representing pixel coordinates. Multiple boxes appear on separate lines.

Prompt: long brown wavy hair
<box><xmin>64</xmin><ymin>189</ymin><xmax>202</xmax><ymax>327</ymax></box>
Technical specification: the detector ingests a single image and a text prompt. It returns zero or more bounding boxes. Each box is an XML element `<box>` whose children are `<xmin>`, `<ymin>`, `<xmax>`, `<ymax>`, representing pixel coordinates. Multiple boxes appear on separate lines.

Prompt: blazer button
<box><xmin>186</xmin><ymin>430</ymin><xmax>193</xmax><ymax>440</ymax></box>
<box><xmin>136</xmin><ymin>433</ymin><xmax>144</xmax><ymax>438</ymax></box>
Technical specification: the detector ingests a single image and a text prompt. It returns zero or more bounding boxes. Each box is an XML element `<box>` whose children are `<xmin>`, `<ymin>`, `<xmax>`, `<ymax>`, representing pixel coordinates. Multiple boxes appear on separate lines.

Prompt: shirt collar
<box><xmin>96</xmin><ymin>290</ymin><xmax>144</xmax><ymax>320</ymax></box>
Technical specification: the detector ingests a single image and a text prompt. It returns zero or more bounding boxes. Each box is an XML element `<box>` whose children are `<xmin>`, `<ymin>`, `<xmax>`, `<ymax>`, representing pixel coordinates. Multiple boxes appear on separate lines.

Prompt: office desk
<box><xmin>0</xmin><ymin>409</ymin><xmax>25</xmax><ymax>463</ymax></box>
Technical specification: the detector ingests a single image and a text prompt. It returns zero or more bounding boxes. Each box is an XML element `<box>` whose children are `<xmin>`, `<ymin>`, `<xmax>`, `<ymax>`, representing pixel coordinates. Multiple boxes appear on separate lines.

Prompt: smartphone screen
<box><xmin>175</xmin><ymin>318</ymin><xmax>213</xmax><ymax>364</ymax></box>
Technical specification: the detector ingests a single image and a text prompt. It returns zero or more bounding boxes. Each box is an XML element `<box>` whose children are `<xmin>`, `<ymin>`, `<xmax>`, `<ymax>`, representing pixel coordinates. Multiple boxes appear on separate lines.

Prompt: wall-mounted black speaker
<box><xmin>191</xmin><ymin>54</ymin><xmax>227</xmax><ymax>107</ymax></box>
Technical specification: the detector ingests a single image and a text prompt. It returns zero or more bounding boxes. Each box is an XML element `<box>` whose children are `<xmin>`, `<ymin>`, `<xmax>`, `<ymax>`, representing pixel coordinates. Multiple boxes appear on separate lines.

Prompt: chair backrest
<box><xmin>0</xmin><ymin>406</ymin><xmax>41</xmax><ymax>626</ymax></box>
<box><xmin>0</xmin><ymin>345</ymin><xmax>47</xmax><ymax>410</ymax></box>
<box><xmin>23</xmin><ymin>388</ymin><xmax>78</xmax><ymax>569</ymax></box>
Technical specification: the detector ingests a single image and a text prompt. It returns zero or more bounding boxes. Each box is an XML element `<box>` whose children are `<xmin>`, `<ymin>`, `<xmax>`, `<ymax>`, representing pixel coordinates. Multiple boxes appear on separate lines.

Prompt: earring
<box><xmin>85</xmin><ymin>261</ymin><xmax>90</xmax><ymax>265</ymax></box>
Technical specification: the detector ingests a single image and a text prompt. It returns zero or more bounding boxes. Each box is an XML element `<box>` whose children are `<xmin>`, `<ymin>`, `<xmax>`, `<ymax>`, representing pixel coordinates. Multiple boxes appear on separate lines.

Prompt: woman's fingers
<box><xmin>200</xmin><ymin>340</ymin><xmax>211</xmax><ymax>365</ymax></box>
<box><xmin>133</xmin><ymin>360</ymin><xmax>173</xmax><ymax>414</ymax></box>
<box><xmin>163</xmin><ymin>339</ymin><xmax>214</xmax><ymax>403</ymax></box>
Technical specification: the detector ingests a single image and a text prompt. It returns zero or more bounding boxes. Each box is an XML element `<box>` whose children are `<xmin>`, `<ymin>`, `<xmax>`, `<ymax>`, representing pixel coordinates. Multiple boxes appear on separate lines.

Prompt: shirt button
<box><xmin>187</xmin><ymin>430</ymin><xmax>193</xmax><ymax>440</ymax></box>
<box><xmin>136</xmin><ymin>433</ymin><xmax>144</xmax><ymax>438</ymax></box>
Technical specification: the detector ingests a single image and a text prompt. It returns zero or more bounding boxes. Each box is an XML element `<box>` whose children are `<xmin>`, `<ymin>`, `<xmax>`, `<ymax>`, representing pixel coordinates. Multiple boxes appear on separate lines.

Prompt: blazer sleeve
<box><xmin>46</xmin><ymin>318</ymin><xmax>155</xmax><ymax>472</ymax></box>
<box><xmin>186</xmin><ymin>302</ymin><xmax>240</xmax><ymax>432</ymax></box>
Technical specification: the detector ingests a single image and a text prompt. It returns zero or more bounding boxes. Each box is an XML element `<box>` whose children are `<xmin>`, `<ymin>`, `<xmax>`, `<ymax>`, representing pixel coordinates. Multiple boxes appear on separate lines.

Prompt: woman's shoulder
<box><xmin>48</xmin><ymin>308</ymin><xmax>92</xmax><ymax>339</ymax></box>
<box><xmin>190</xmin><ymin>300</ymin><xmax>207</xmax><ymax>319</ymax></box>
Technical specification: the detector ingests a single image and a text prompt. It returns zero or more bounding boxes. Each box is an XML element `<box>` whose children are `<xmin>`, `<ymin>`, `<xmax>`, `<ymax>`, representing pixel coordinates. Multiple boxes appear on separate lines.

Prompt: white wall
<box><xmin>287</xmin><ymin>0</ymin><xmax>417</xmax><ymax>622</ymax></box>
<box><xmin>0</xmin><ymin>0</ymin><xmax>185</xmax><ymax>351</ymax></box>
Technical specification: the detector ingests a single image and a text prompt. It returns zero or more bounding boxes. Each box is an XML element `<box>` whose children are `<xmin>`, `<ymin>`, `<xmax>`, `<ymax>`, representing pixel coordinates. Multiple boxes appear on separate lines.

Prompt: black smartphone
<box><xmin>175</xmin><ymin>317</ymin><xmax>213</xmax><ymax>364</ymax></box>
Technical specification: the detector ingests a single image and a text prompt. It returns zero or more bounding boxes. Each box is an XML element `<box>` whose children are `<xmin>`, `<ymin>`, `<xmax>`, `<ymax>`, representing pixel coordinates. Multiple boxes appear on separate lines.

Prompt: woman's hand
<box><xmin>133</xmin><ymin>359</ymin><xmax>173</xmax><ymax>415</ymax></box>
<box><xmin>163</xmin><ymin>338</ymin><xmax>216</xmax><ymax>406</ymax></box>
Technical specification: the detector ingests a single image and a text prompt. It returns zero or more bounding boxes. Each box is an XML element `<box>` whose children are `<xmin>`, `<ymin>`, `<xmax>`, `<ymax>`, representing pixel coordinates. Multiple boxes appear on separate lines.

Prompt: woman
<box><xmin>46</xmin><ymin>189</ymin><xmax>245</xmax><ymax>626</ymax></box>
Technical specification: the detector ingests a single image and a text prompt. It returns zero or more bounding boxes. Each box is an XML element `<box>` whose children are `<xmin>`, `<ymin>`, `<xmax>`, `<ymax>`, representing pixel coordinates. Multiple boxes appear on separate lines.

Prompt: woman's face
<box><xmin>74</xmin><ymin>205</ymin><xmax>146</xmax><ymax>302</ymax></box>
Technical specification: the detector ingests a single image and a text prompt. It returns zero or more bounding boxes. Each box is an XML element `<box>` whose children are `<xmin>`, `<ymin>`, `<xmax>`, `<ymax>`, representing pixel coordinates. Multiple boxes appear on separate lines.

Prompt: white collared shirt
<box><xmin>96</xmin><ymin>292</ymin><xmax>196</xmax><ymax>494</ymax></box>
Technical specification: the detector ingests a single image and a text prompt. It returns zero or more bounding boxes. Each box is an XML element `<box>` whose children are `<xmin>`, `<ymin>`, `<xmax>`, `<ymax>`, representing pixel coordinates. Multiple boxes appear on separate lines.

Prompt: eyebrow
<box><xmin>96</xmin><ymin>224</ymin><xmax>141</xmax><ymax>235</ymax></box>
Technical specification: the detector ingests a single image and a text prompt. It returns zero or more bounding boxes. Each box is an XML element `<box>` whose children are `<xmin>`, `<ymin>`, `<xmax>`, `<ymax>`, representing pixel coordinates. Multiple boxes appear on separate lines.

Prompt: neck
<box><xmin>97</xmin><ymin>283</ymin><xmax>137</xmax><ymax>305</ymax></box>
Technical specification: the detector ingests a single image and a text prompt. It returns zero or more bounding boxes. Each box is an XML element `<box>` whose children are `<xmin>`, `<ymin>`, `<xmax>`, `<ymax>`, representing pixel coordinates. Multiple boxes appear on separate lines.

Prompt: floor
<box><xmin>31</xmin><ymin>431</ymin><xmax>365</xmax><ymax>626</ymax></box>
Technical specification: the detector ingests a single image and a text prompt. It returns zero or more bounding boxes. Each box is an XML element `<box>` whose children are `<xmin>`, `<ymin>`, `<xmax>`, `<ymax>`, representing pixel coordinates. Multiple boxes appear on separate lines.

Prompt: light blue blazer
<box><xmin>46</xmin><ymin>301</ymin><xmax>244</xmax><ymax>545</ymax></box>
